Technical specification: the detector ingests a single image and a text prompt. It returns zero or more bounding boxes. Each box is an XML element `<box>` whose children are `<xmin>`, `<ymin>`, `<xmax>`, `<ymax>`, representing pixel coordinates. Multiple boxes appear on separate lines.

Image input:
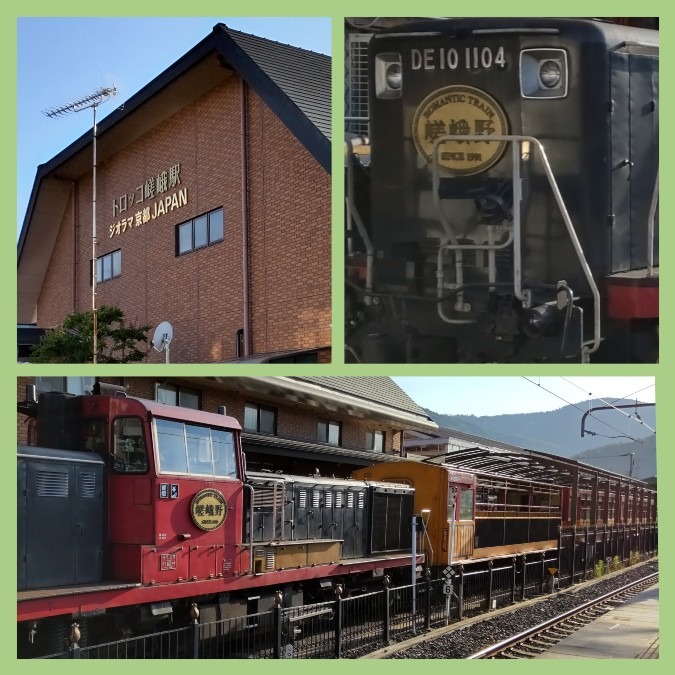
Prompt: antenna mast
<box><xmin>44</xmin><ymin>85</ymin><xmax>117</xmax><ymax>364</ymax></box>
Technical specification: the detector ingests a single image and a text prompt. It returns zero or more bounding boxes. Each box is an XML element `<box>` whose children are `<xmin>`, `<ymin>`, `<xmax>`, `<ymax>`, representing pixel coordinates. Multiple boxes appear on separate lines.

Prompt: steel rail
<box><xmin>466</xmin><ymin>572</ymin><xmax>658</xmax><ymax>659</ymax></box>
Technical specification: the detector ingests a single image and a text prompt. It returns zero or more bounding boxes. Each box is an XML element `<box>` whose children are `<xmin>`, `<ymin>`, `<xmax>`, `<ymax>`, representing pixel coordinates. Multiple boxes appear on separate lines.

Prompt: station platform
<box><xmin>536</xmin><ymin>584</ymin><xmax>659</xmax><ymax>659</ymax></box>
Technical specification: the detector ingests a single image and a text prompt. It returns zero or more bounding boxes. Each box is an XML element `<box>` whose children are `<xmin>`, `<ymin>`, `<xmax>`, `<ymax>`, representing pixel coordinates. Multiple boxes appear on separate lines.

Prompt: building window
<box><xmin>318</xmin><ymin>419</ymin><xmax>341</xmax><ymax>445</ymax></box>
<box><xmin>155</xmin><ymin>383</ymin><xmax>201</xmax><ymax>410</ymax></box>
<box><xmin>36</xmin><ymin>377</ymin><xmax>95</xmax><ymax>395</ymax></box>
<box><xmin>176</xmin><ymin>207</ymin><xmax>224</xmax><ymax>255</ymax></box>
<box><xmin>366</xmin><ymin>430</ymin><xmax>385</xmax><ymax>452</ymax></box>
<box><xmin>96</xmin><ymin>250</ymin><xmax>121</xmax><ymax>282</ymax></box>
<box><xmin>244</xmin><ymin>403</ymin><xmax>277</xmax><ymax>435</ymax></box>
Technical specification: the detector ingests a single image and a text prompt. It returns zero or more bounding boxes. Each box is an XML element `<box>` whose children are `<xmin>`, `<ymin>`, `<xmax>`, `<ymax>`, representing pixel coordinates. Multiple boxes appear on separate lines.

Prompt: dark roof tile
<box><xmin>224</xmin><ymin>27</ymin><xmax>331</xmax><ymax>140</ymax></box>
<box><xmin>293</xmin><ymin>377</ymin><xmax>430</xmax><ymax>418</ymax></box>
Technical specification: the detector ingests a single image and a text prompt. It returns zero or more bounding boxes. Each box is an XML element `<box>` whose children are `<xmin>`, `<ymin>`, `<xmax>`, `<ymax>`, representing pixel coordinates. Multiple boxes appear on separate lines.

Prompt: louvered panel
<box><xmin>266</xmin><ymin>550</ymin><xmax>275</xmax><ymax>570</ymax></box>
<box><xmin>299</xmin><ymin>489</ymin><xmax>307</xmax><ymax>509</ymax></box>
<box><xmin>80</xmin><ymin>472</ymin><xmax>96</xmax><ymax>498</ymax></box>
<box><xmin>346</xmin><ymin>33</ymin><xmax>372</xmax><ymax>135</ymax></box>
<box><xmin>358</xmin><ymin>491</ymin><xmax>365</xmax><ymax>509</ymax></box>
<box><xmin>36</xmin><ymin>471</ymin><xmax>68</xmax><ymax>498</ymax></box>
<box><xmin>253</xmin><ymin>484</ymin><xmax>283</xmax><ymax>511</ymax></box>
<box><xmin>336</xmin><ymin>491</ymin><xmax>343</xmax><ymax>508</ymax></box>
<box><xmin>325</xmin><ymin>491</ymin><xmax>333</xmax><ymax>508</ymax></box>
<box><xmin>313</xmin><ymin>490</ymin><xmax>321</xmax><ymax>508</ymax></box>
<box><xmin>347</xmin><ymin>492</ymin><xmax>355</xmax><ymax>508</ymax></box>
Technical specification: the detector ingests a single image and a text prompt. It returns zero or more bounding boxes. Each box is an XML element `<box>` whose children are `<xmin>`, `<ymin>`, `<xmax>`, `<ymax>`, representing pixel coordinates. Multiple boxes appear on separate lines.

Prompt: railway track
<box><xmin>466</xmin><ymin>572</ymin><xmax>659</xmax><ymax>659</ymax></box>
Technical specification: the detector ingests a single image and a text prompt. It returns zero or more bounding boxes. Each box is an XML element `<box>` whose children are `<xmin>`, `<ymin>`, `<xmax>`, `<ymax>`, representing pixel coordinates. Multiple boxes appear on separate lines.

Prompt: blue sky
<box><xmin>393</xmin><ymin>376</ymin><xmax>656</xmax><ymax>416</ymax></box>
<box><xmin>16</xmin><ymin>16</ymin><xmax>332</xmax><ymax>238</ymax></box>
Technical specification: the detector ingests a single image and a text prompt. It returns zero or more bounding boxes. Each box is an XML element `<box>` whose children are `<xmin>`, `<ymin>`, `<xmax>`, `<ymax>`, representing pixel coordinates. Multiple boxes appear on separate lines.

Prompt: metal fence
<box><xmin>46</xmin><ymin>524</ymin><xmax>657</xmax><ymax>660</ymax></box>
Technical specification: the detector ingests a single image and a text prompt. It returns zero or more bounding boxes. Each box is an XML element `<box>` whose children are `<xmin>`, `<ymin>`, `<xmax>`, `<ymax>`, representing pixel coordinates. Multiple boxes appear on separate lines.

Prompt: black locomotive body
<box><xmin>345</xmin><ymin>18</ymin><xmax>658</xmax><ymax>363</ymax></box>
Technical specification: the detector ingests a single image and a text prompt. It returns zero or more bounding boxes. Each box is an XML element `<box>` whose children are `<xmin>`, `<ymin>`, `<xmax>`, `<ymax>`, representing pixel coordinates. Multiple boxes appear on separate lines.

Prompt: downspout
<box><xmin>72</xmin><ymin>182</ymin><xmax>78</xmax><ymax>313</ymax></box>
<box><xmin>241</xmin><ymin>79</ymin><xmax>251</xmax><ymax>356</ymax></box>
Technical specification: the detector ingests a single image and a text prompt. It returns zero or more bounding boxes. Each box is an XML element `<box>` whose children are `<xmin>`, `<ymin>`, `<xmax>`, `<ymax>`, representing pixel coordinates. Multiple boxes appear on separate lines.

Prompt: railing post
<box><xmin>190</xmin><ymin>604</ymin><xmax>200</xmax><ymax>659</ymax></box>
<box><xmin>458</xmin><ymin>565</ymin><xmax>465</xmax><ymax>621</ymax></box>
<box><xmin>334</xmin><ymin>585</ymin><xmax>344</xmax><ymax>659</ymax></box>
<box><xmin>383</xmin><ymin>576</ymin><xmax>391</xmax><ymax>644</ymax></box>
<box><xmin>68</xmin><ymin>623</ymin><xmax>81</xmax><ymax>659</ymax></box>
<box><xmin>557</xmin><ymin>527</ymin><xmax>563</xmax><ymax>587</ymax></box>
<box><xmin>520</xmin><ymin>555</ymin><xmax>526</xmax><ymax>600</ymax></box>
<box><xmin>487</xmin><ymin>560</ymin><xmax>494</xmax><ymax>610</ymax></box>
<box><xmin>510</xmin><ymin>557</ymin><xmax>516</xmax><ymax>604</ymax></box>
<box><xmin>540</xmin><ymin>552</ymin><xmax>546</xmax><ymax>594</ymax></box>
<box><xmin>583</xmin><ymin>527</ymin><xmax>589</xmax><ymax>580</ymax></box>
<box><xmin>570</xmin><ymin>526</ymin><xmax>577</xmax><ymax>584</ymax></box>
<box><xmin>424</xmin><ymin>568</ymin><xmax>432</xmax><ymax>629</ymax></box>
<box><xmin>274</xmin><ymin>591</ymin><xmax>283</xmax><ymax>659</ymax></box>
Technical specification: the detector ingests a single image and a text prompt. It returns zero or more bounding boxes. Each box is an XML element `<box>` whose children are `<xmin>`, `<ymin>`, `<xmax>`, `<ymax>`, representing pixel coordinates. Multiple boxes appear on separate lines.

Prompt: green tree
<box><xmin>30</xmin><ymin>306</ymin><xmax>151</xmax><ymax>363</ymax></box>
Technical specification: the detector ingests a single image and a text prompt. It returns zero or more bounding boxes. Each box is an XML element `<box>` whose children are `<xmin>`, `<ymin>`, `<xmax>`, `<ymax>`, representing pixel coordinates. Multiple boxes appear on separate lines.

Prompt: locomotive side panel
<box><xmin>18</xmin><ymin>447</ymin><xmax>105</xmax><ymax>590</ymax></box>
<box><xmin>621</xmin><ymin>49</ymin><xmax>658</xmax><ymax>270</ymax></box>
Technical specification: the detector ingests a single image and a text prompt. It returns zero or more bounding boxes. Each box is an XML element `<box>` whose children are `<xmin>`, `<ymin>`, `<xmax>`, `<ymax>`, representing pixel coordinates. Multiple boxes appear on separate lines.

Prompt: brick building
<box><xmin>18</xmin><ymin>25</ymin><xmax>331</xmax><ymax>363</ymax></box>
<box><xmin>17</xmin><ymin>376</ymin><xmax>438</xmax><ymax>475</ymax></box>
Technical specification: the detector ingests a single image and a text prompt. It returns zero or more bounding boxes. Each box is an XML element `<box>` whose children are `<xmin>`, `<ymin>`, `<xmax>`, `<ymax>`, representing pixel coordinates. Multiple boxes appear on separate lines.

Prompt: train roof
<box><xmin>421</xmin><ymin>446</ymin><xmax>653</xmax><ymax>492</ymax></box>
<box><xmin>373</xmin><ymin>17</ymin><xmax>658</xmax><ymax>48</ymax></box>
<box><xmin>247</xmin><ymin>470</ymin><xmax>414</xmax><ymax>492</ymax></box>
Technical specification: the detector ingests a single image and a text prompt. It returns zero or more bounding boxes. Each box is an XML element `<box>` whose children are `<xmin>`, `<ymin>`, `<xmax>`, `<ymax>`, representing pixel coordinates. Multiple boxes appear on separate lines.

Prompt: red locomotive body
<box><xmin>17</xmin><ymin>390</ymin><xmax>418</xmax><ymax>655</ymax></box>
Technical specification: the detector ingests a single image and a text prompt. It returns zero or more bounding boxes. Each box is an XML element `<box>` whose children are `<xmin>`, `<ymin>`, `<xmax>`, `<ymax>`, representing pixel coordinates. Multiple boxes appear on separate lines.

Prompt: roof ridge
<box><xmin>216</xmin><ymin>23</ymin><xmax>330</xmax><ymax>59</ymax></box>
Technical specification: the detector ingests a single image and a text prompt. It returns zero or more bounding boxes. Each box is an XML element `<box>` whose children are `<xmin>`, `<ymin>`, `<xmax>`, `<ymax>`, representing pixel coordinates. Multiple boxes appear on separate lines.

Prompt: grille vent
<box><xmin>36</xmin><ymin>471</ymin><xmax>68</xmax><ymax>498</ymax></box>
<box><xmin>253</xmin><ymin>484</ymin><xmax>284</xmax><ymax>512</ymax></box>
<box><xmin>80</xmin><ymin>472</ymin><xmax>96</xmax><ymax>498</ymax></box>
<box><xmin>299</xmin><ymin>489</ymin><xmax>307</xmax><ymax>509</ymax></box>
<box><xmin>313</xmin><ymin>490</ymin><xmax>321</xmax><ymax>508</ymax></box>
<box><xmin>266</xmin><ymin>550</ymin><xmax>275</xmax><ymax>570</ymax></box>
<box><xmin>336</xmin><ymin>492</ymin><xmax>343</xmax><ymax>508</ymax></box>
<box><xmin>346</xmin><ymin>33</ymin><xmax>372</xmax><ymax>135</ymax></box>
<box><xmin>325</xmin><ymin>491</ymin><xmax>333</xmax><ymax>508</ymax></box>
<box><xmin>347</xmin><ymin>492</ymin><xmax>354</xmax><ymax>508</ymax></box>
<box><xmin>358</xmin><ymin>492</ymin><xmax>365</xmax><ymax>509</ymax></box>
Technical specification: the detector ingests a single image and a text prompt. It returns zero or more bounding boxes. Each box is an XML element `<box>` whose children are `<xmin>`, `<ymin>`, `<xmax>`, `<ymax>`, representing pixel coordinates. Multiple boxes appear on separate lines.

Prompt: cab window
<box><xmin>112</xmin><ymin>417</ymin><xmax>148</xmax><ymax>474</ymax></box>
<box><xmin>155</xmin><ymin>418</ymin><xmax>237</xmax><ymax>479</ymax></box>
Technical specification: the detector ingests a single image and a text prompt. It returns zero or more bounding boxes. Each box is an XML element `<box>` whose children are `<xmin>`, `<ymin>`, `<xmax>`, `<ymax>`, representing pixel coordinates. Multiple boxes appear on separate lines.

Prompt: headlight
<box><xmin>539</xmin><ymin>60</ymin><xmax>562</xmax><ymax>88</ymax></box>
<box><xmin>375</xmin><ymin>53</ymin><xmax>402</xmax><ymax>99</ymax></box>
<box><xmin>520</xmin><ymin>49</ymin><xmax>568</xmax><ymax>99</ymax></box>
<box><xmin>385</xmin><ymin>62</ymin><xmax>402</xmax><ymax>90</ymax></box>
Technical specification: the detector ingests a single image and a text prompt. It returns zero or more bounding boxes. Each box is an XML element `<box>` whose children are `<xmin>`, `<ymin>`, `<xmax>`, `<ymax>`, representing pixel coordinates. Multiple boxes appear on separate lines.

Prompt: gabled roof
<box><xmin>224</xmin><ymin>27</ymin><xmax>331</xmax><ymax>141</ymax></box>
<box><xmin>294</xmin><ymin>377</ymin><xmax>431</xmax><ymax>419</ymax></box>
<box><xmin>17</xmin><ymin>24</ymin><xmax>331</xmax><ymax>323</ymax></box>
<box><xmin>199</xmin><ymin>376</ymin><xmax>438</xmax><ymax>431</ymax></box>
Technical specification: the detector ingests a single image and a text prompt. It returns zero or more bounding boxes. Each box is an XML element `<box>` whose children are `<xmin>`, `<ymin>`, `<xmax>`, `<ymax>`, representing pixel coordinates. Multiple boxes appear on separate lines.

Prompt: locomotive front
<box><xmin>346</xmin><ymin>18</ymin><xmax>658</xmax><ymax>363</ymax></box>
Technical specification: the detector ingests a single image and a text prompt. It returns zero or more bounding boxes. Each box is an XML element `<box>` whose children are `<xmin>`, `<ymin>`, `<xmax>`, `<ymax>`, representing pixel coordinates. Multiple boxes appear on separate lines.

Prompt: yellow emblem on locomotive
<box><xmin>412</xmin><ymin>85</ymin><xmax>509</xmax><ymax>175</ymax></box>
<box><xmin>190</xmin><ymin>488</ymin><xmax>228</xmax><ymax>531</ymax></box>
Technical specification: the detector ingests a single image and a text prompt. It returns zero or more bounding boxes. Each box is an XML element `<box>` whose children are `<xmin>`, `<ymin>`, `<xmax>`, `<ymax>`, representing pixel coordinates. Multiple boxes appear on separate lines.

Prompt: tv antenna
<box><xmin>44</xmin><ymin>85</ymin><xmax>117</xmax><ymax>364</ymax></box>
<box><xmin>152</xmin><ymin>321</ymin><xmax>174</xmax><ymax>364</ymax></box>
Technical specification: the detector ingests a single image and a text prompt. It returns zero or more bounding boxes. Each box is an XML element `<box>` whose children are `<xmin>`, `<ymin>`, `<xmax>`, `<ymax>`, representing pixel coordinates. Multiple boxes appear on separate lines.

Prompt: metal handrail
<box><xmin>431</xmin><ymin>134</ymin><xmax>601</xmax><ymax>359</ymax></box>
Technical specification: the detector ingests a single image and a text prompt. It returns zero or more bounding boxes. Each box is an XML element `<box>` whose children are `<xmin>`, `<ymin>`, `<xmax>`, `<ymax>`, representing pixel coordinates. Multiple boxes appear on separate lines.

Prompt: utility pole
<box><xmin>44</xmin><ymin>86</ymin><xmax>117</xmax><ymax>364</ymax></box>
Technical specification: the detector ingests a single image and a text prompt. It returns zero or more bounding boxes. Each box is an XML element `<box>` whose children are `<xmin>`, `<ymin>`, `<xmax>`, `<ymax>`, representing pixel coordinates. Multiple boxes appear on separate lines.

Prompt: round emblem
<box><xmin>190</xmin><ymin>489</ymin><xmax>228</xmax><ymax>531</ymax></box>
<box><xmin>412</xmin><ymin>85</ymin><xmax>509</xmax><ymax>175</ymax></box>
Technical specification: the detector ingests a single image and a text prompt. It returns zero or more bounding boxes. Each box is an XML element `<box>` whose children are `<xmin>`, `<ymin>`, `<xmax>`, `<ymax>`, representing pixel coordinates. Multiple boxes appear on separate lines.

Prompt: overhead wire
<box><xmin>559</xmin><ymin>377</ymin><xmax>655</xmax><ymax>433</ymax></box>
<box><xmin>521</xmin><ymin>377</ymin><xmax>645</xmax><ymax>443</ymax></box>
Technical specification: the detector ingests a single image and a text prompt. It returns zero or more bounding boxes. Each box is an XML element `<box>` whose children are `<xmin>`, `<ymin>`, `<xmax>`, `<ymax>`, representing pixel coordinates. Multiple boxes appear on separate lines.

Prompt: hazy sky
<box><xmin>393</xmin><ymin>376</ymin><xmax>656</xmax><ymax>417</ymax></box>
<box><xmin>16</xmin><ymin>16</ymin><xmax>331</xmax><ymax>238</ymax></box>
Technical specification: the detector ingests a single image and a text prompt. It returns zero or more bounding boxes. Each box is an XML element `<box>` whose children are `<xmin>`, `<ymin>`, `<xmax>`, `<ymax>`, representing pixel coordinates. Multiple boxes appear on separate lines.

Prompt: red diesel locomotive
<box><xmin>17</xmin><ymin>388</ymin><xmax>417</xmax><ymax>656</ymax></box>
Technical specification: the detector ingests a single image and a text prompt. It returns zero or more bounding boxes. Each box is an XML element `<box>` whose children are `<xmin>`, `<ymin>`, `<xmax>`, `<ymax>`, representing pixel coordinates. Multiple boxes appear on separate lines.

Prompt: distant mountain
<box><xmin>570</xmin><ymin>436</ymin><xmax>656</xmax><ymax>480</ymax></box>
<box><xmin>425</xmin><ymin>399</ymin><xmax>656</xmax><ymax>479</ymax></box>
